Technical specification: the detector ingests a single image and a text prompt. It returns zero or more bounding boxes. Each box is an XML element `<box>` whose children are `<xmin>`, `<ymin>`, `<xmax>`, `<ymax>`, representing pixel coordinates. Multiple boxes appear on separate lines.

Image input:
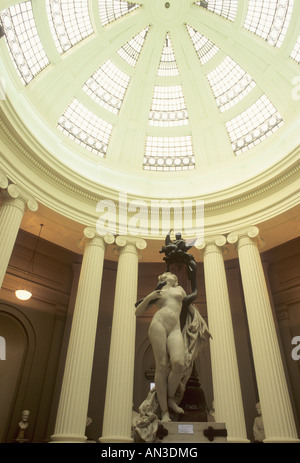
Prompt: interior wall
<box><xmin>0</xmin><ymin>308</ymin><xmax>28</xmax><ymax>442</ymax></box>
<box><xmin>263</xmin><ymin>238</ymin><xmax>300</xmax><ymax>432</ymax></box>
<box><xmin>0</xmin><ymin>229</ymin><xmax>82</xmax><ymax>443</ymax></box>
<box><xmin>0</xmin><ymin>231</ymin><xmax>299</xmax><ymax>442</ymax></box>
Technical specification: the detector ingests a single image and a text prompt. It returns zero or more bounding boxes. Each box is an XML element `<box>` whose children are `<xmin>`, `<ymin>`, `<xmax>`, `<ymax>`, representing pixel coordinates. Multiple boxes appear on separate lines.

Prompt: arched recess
<box><xmin>0</xmin><ymin>303</ymin><xmax>36</xmax><ymax>443</ymax></box>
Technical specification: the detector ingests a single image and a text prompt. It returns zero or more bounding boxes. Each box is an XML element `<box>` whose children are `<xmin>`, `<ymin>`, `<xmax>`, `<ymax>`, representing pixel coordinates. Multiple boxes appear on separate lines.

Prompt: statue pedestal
<box><xmin>155</xmin><ymin>422</ymin><xmax>227</xmax><ymax>443</ymax></box>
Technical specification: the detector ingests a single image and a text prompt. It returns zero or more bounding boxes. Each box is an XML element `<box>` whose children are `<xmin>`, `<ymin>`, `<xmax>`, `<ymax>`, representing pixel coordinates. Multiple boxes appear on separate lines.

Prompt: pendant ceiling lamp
<box><xmin>15</xmin><ymin>224</ymin><xmax>44</xmax><ymax>301</ymax></box>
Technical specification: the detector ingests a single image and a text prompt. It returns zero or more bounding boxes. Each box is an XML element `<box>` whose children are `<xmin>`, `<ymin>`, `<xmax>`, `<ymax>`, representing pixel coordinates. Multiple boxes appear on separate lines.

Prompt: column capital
<box><xmin>78</xmin><ymin>228</ymin><xmax>115</xmax><ymax>249</ymax></box>
<box><xmin>196</xmin><ymin>235</ymin><xmax>227</xmax><ymax>257</ymax></box>
<box><xmin>115</xmin><ymin>235</ymin><xmax>147</xmax><ymax>251</ymax></box>
<box><xmin>196</xmin><ymin>234</ymin><xmax>227</xmax><ymax>249</ymax></box>
<box><xmin>0</xmin><ymin>169</ymin><xmax>8</xmax><ymax>189</ymax></box>
<box><xmin>227</xmin><ymin>226</ymin><xmax>264</xmax><ymax>249</ymax></box>
<box><xmin>4</xmin><ymin>184</ymin><xmax>38</xmax><ymax>212</ymax></box>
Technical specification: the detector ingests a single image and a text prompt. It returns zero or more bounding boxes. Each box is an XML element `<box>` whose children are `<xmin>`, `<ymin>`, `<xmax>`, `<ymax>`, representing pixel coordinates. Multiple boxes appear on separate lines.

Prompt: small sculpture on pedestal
<box><xmin>15</xmin><ymin>410</ymin><xmax>30</xmax><ymax>443</ymax></box>
<box><xmin>253</xmin><ymin>402</ymin><xmax>265</xmax><ymax>443</ymax></box>
<box><xmin>133</xmin><ymin>232</ymin><xmax>211</xmax><ymax>443</ymax></box>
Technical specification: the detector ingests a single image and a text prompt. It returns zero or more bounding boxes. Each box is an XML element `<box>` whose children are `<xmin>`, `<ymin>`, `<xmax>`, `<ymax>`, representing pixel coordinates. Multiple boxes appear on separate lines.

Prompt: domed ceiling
<box><xmin>0</xmin><ymin>0</ymin><xmax>299</xmax><ymax>201</ymax></box>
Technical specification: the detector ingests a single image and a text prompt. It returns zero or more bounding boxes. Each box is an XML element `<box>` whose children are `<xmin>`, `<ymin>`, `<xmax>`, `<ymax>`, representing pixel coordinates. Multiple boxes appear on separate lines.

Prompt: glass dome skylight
<box><xmin>0</xmin><ymin>0</ymin><xmax>298</xmax><ymax>179</ymax></box>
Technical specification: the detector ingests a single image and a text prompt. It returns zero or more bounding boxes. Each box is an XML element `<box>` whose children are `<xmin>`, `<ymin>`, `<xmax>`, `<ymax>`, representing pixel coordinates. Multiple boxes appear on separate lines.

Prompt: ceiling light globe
<box><xmin>15</xmin><ymin>289</ymin><xmax>32</xmax><ymax>301</ymax></box>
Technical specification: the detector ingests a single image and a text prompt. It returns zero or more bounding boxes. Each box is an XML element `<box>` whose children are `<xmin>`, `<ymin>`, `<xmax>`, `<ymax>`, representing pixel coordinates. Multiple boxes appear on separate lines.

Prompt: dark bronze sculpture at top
<box><xmin>159</xmin><ymin>230</ymin><xmax>198</xmax><ymax>302</ymax></box>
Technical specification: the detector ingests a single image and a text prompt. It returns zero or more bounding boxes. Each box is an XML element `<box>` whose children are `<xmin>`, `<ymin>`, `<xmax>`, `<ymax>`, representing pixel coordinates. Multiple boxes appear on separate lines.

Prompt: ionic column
<box><xmin>227</xmin><ymin>227</ymin><xmax>299</xmax><ymax>443</ymax></box>
<box><xmin>0</xmin><ymin>169</ymin><xmax>8</xmax><ymax>189</ymax></box>
<box><xmin>51</xmin><ymin>229</ymin><xmax>114</xmax><ymax>443</ymax></box>
<box><xmin>198</xmin><ymin>236</ymin><xmax>249</xmax><ymax>443</ymax></box>
<box><xmin>0</xmin><ymin>184</ymin><xmax>38</xmax><ymax>288</ymax></box>
<box><xmin>100</xmin><ymin>236</ymin><xmax>147</xmax><ymax>443</ymax></box>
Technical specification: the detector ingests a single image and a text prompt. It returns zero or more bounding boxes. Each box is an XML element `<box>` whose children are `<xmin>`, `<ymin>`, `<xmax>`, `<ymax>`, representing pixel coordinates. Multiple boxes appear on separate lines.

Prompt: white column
<box><xmin>227</xmin><ymin>226</ymin><xmax>299</xmax><ymax>443</ymax></box>
<box><xmin>51</xmin><ymin>229</ymin><xmax>114</xmax><ymax>443</ymax></box>
<box><xmin>198</xmin><ymin>236</ymin><xmax>249</xmax><ymax>443</ymax></box>
<box><xmin>100</xmin><ymin>236</ymin><xmax>147</xmax><ymax>443</ymax></box>
<box><xmin>0</xmin><ymin>184</ymin><xmax>38</xmax><ymax>288</ymax></box>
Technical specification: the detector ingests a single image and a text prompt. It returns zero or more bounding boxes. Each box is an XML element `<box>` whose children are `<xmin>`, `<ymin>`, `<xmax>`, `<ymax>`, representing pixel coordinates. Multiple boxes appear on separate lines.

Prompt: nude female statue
<box><xmin>135</xmin><ymin>272</ymin><xmax>196</xmax><ymax>422</ymax></box>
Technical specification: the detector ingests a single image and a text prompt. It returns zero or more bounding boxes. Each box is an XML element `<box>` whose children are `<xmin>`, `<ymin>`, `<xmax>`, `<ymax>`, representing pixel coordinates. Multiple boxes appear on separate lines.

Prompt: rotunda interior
<box><xmin>0</xmin><ymin>0</ymin><xmax>299</xmax><ymax>444</ymax></box>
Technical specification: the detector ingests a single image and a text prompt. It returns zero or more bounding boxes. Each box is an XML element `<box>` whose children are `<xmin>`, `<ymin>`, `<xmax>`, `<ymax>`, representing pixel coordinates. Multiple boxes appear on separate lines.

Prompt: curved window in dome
<box><xmin>207</xmin><ymin>56</ymin><xmax>256</xmax><ymax>112</ymax></box>
<box><xmin>226</xmin><ymin>95</ymin><xmax>284</xmax><ymax>155</ymax></box>
<box><xmin>0</xmin><ymin>1</ymin><xmax>49</xmax><ymax>85</ymax></box>
<box><xmin>149</xmin><ymin>86</ymin><xmax>188</xmax><ymax>127</ymax></box>
<box><xmin>46</xmin><ymin>0</ymin><xmax>93</xmax><ymax>54</ymax></box>
<box><xmin>186</xmin><ymin>25</ymin><xmax>219</xmax><ymax>65</ymax></box>
<box><xmin>195</xmin><ymin>0</ymin><xmax>238</xmax><ymax>22</ymax></box>
<box><xmin>157</xmin><ymin>34</ymin><xmax>179</xmax><ymax>77</ymax></box>
<box><xmin>117</xmin><ymin>26</ymin><xmax>149</xmax><ymax>67</ymax></box>
<box><xmin>290</xmin><ymin>35</ymin><xmax>300</xmax><ymax>63</ymax></box>
<box><xmin>144</xmin><ymin>136</ymin><xmax>195</xmax><ymax>171</ymax></box>
<box><xmin>244</xmin><ymin>0</ymin><xmax>294</xmax><ymax>48</ymax></box>
<box><xmin>58</xmin><ymin>99</ymin><xmax>113</xmax><ymax>156</ymax></box>
<box><xmin>83</xmin><ymin>60</ymin><xmax>131</xmax><ymax>115</ymax></box>
<box><xmin>99</xmin><ymin>0</ymin><xmax>140</xmax><ymax>27</ymax></box>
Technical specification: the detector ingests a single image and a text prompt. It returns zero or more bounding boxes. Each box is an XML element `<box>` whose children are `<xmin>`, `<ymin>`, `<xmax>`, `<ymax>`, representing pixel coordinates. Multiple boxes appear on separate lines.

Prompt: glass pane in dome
<box><xmin>226</xmin><ymin>95</ymin><xmax>284</xmax><ymax>155</ymax></box>
<box><xmin>207</xmin><ymin>56</ymin><xmax>256</xmax><ymax>112</ymax></box>
<box><xmin>244</xmin><ymin>0</ymin><xmax>294</xmax><ymax>48</ymax></box>
<box><xmin>83</xmin><ymin>60</ymin><xmax>131</xmax><ymax>114</ymax></box>
<box><xmin>99</xmin><ymin>0</ymin><xmax>140</xmax><ymax>26</ymax></box>
<box><xmin>117</xmin><ymin>27</ymin><xmax>149</xmax><ymax>67</ymax></box>
<box><xmin>46</xmin><ymin>0</ymin><xmax>93</xmax><ymax>54</ymax></box>
<box><xmin>195</xmin><ymin>0</ymin><xmax>238</xmax><ymax>22</ymax></box>
<box><xmin>0</xmin><ymin>1</ymin><xmax>49</xmax><ymax>84</ymax></box>
<box><xmin>149</xmin><ymin>85</ymin><xmax>189</xmax><ymax>127</ymax></box>
<box><xmin>186</xmin><ymin>25</ymin><xmax>219</xmax><ymax>65</ymax></box>
<box><xmin>144</xmin><ymin>136</ymin><xmax>195</xmax><ymax>171</ymax></box>
<box><xmin>58</xmin><ymin>99</ymin><xmax>113</xmax><ymax>156</ymax></box>
<box><xmin>290</xmin><ymin>35</ymin><xmax>300</xmax><ymax>63</ymax></box>
<box><xmin>157</xmin><ymin>33</ymin><xmax>179</xmax><ymax>77</ymax></box>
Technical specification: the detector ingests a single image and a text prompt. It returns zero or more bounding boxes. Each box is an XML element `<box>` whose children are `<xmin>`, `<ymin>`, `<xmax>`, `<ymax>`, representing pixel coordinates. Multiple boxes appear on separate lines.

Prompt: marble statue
<box><xmin>134</xmin><ymin>271</ymin><xmax>211</xmax><ymax>442</ymax></box>
<box><xmin>253</xmin><ymin>402</ymin><xmax>265</xmax><ymax>442</ymax></box>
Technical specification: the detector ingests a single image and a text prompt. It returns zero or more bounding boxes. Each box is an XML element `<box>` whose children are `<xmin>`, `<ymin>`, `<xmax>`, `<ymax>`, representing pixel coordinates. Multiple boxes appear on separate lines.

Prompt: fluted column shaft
<box><xmin>0</xmin><ymin>184</ymin><xmax>38</xmax><ymax>288</ymax></box>
<box><xmin>199</xmin><ymin>236</ymin><xmax>248</xmax><ymax>442</ymax></box>
<box><xmin>100</xmin><ymin>236</ymin><xmax>146</xmax><ymax>443</ymax></box>
<box><xmin>51</xmin><ymin>229</ymin><xmax>114</xmax><ymax>443</ymax></box>
<box><xmin>228</xmin><ymin>227</ymin><xmax>299</xmax><ymax>443</ymax></box>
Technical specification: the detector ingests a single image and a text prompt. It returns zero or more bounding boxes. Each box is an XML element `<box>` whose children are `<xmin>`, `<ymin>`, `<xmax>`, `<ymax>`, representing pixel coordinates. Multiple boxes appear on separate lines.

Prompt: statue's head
<box><xmin>158</xmin><ymin>272</ymin><xmax>178</xmax><ymax>287</ymax></box>
<box><xmin>21</xmin><ymin>410</ymin><xmax>30</xmax><ymax>422</ymax></box>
